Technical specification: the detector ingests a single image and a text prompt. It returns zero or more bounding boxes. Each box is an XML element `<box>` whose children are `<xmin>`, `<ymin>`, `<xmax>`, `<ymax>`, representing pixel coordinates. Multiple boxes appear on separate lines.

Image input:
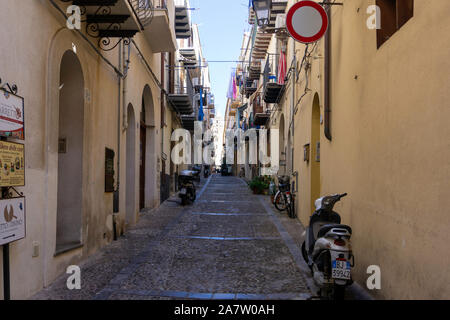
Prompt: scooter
<box><xmin>192</xmin><ymin>165</ymin><xmax>202</xmax><ymax>182</ymax></box>
<box><xmin>301</xmin><ymin>193</ymin><xmax>354</xmax><ymax>300</ymax></box>
<box><xmin>204</xmin><ymin>165</ymin><xmax>210</xmax><ymax>178</ymax></box>
<box><xmin>178</xmin><ymin>170</ymin><xmax>197</xmax><ymax>206</ymax></box>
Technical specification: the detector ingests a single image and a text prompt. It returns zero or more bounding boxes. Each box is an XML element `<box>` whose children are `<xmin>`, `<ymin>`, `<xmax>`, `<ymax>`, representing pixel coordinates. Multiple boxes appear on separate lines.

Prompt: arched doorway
<box><xmin>126</xmin><ymin>104</ymin><xmax>136</xmax><ymax>225</ymax></box>
<box><xmin>56</xmin><ymin>50</ymin><xmax>84</xmax><ymax>252</ymax></box>
<box><xmin>279</xmin><ymin>114</ymin><xmax>285</xmax><ymax>175</ymax></box>
<box><xmin>310</xmin><ymin>94</ymin><xmax>321</xmax><ymax>213</ymax></box>
<box><xmin>140</xmin><ymin>85</ymin><xmax>156</xmax><ymax>210</ymax></box>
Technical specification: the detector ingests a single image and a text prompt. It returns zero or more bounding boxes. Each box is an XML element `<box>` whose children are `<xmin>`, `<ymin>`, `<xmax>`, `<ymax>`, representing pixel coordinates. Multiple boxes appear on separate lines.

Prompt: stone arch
<box><xmin>126</xmin><ymin>103</ymin><xmax>137</xmax><ymax>225</ymax></box>
<box><xmin>55</xmin><ymin>50</ymin><xmax>84</xmax><ymax>253</ymax></box>
<box><xmin>140</xmin><ymin>84</ymin><xmax>157</xmax><ymax>210</ymax></box>
<box><xmin>310</xmin><ymin>93</ymin><xmax>321</xmax><ymax>214</ymax></box>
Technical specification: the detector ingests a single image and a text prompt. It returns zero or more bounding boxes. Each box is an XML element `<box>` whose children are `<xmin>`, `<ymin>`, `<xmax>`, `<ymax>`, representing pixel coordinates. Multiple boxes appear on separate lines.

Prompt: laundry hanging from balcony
<box><xmin>278</xmin><ymin>49</ymin><xmax>287</xmax><ymax>85</ymax></box>
<box><xmin>227</xmin><ymin>69</ymin><xmax>238</xmax><ymax>100</ymax></box>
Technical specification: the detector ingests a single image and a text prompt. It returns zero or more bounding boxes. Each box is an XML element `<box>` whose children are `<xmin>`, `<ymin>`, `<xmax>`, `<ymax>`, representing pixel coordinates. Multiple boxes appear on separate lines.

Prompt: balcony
<box><xmin>168</xmin><ymin>73</ymin><xmax>194</xmax><ymax>115</ymax></box>
<box><xmin>248</xmin><ymin>0</ymin><xmax>288</xmax><ymax>33</ymax></box>
<box><xmin>262</xmin><ymin>54</ymin><xmax>286</xmax><ymax>104</ymax></box>
<box><xmin>248</xmin><ymin>60</ymin><xmax>262</xmax><ymax>81</ymax></box>
<box><xmin>179</xmin><ymin>47</ymin><xmax>198</xmax><ymax>68</ymax></box>
<box><xmin>168</xmin><ymin>89</ymin><xmax>194</xmax><ymax>114</ymax></box>
<box><xmin>175</xmin><ymin>0</ymin><xmax>192</xmax><ymax>38</ymax></box>
<box><xmin>254</xmin><ymin>112</ymin><xmax>270</xmax><ymax>126</ymax></box>
<box><xmin>137</xmin><ymin>0</ymin><xmax>177</xmax><ymax>53</ymax></box>
<box><xmin>181</xmin><ymin>114</ymin><xmax>195</xmax><ymax>131</ymax></box>
<box><xmin>63</xmin><ymin>0</ymin><xmax>141</xmax><ymax>44</ymax></box>
<box><xmin>252</xmin><ymin>95</ymin><xmax>270</xmax><ymax>126</ymax></box>
<box><xmin>243</xmin><ymin>78</ymin><xmax>258</xmax><ymax>98</ymax></box>
<box><xmin>251</xmin><ymin>31</ymin><xmax>272</xmax><ymax>62</ymax></box>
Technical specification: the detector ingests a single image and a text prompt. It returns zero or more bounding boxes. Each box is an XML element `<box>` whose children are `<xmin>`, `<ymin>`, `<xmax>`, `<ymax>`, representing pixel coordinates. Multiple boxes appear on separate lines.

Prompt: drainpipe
<box><xmin>113</xmin><ymin>41</ymin><xmax>123</xmax><ymax>222</ymax></box>
<box><xmin>122</xmin><ymin>42</ymin><xmax>131</xmax><ymax>131</ymax></box>
<box><xmin>290</xmin><ymin>40</ymin><xmax>296</xmax><ymax>174</ymax></box>
<box><xmin>324</xmin><ymin>5</ymin><xmax>332</xmax><ymax>141</ymax></box>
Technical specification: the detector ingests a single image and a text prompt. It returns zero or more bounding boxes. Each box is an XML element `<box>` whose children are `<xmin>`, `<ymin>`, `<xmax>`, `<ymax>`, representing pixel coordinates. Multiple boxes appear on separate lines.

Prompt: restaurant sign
<box><xmin>0</xmin><ymin>197</ymin><xmax>26</xmax><ymax>246</ymax></box>
<box><xmin>0</xmin><ymin>141</ymin><xmax>25</xmax><ymax>187</ymax></box>
<box><xmin>0</xmin><ymin>88</ymin><xmax>25</xmax><ymax>140</ymax></box>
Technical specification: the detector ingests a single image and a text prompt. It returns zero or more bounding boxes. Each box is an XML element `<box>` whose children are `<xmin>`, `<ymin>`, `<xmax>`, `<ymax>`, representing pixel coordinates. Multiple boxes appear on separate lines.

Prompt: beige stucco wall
<box><xmin>284</xmin><ymin>0</ymin><xmax>450</xmax><ymax>299</ymax></box>
<box><xmin>0</xmin><ymin>0</ymin><xmax>175</xmax><ymax>299</ymax></box>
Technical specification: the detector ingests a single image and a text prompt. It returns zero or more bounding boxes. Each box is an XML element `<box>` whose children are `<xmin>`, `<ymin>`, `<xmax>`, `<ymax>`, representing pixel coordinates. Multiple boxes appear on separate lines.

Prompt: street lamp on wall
<box><xmin>252</xmin><ymin>0</ymin><xmax>272</xmax><ymax>27</ymax></box>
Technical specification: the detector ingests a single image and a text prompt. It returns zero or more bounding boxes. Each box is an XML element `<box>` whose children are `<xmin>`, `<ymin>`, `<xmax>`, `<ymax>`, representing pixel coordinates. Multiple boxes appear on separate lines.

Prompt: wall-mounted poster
<box><xmin>0</xmin><ymin>197</ymin><xmax>26</xmax><ymax>246</ymax></box>
<box><xmin>0</xmin><ymin>141</ymin><xmax>25</xmax><ymax>187</ymax></box>
<box><xmin>0</xmin><ymin>88</ymin><xmax>25</xmax><ymax>140</ymax></box>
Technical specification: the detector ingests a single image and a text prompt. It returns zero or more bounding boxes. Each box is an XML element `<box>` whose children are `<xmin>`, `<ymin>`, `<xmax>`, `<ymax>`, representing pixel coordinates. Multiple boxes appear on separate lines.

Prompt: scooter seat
<box><xmin>317</xmin><ymin>224</ymin><xmax>352</xmax><ymax>238</ymax></box>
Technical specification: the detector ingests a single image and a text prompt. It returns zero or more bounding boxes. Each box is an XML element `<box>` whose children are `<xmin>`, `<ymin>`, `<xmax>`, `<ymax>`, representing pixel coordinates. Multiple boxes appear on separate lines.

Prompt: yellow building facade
<box><xmin>269</xmin><ymin>0</ymin><xmax>450</xmax><ymax>299</ymax></box>
<box><xmin>0</xmin><ymin>0</ymin><xmax>212</xmax><ymax>299</ymax></box>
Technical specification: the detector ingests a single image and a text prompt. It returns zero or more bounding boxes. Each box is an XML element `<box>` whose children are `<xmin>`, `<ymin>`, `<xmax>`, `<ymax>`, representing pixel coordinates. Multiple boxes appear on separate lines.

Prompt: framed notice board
<box><xmin>0</xmin><ymin>141</ymin><xmax>25</xmax><ymax>187</ymax></box>
<box><xmin>0</xmin><ymin>197</ymin><xmax>26</xmax><ymax>246</ymax></box>
<box><xmin>0</xmin><ymin>89</ymin><xmax>25</xmax><ymax>140</ymax></box>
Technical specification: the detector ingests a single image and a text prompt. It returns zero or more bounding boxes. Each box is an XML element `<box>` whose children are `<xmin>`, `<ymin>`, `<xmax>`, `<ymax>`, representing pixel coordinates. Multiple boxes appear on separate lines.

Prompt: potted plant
<box><xmin>248</xmin><ymin>176</ymin><xmax>270</xmax><ymax>195</ymax></box>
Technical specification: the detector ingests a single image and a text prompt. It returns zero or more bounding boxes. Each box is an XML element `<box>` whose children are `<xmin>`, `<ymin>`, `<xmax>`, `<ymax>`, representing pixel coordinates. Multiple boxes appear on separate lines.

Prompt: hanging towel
<box><xmin>233</xmin><ymin>73</ymin><xmax>237</xmax><ymax>100</ymax></box>
<box><xmin>278</xmin><ymin>50</ymin><xmax>287</xmax><ymax>85</ymax></box>
<box><xmin>227</xmin><ymin>69</ymin><xmax>236</xmax><ymax>99</ymax></box>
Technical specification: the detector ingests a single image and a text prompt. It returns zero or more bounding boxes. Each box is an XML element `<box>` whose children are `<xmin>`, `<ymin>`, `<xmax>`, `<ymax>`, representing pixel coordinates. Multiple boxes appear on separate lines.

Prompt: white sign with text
<box><xmin>0</xmin><ymin>197</ymin><xmax>26</xmax><ymax>246</ymax></box>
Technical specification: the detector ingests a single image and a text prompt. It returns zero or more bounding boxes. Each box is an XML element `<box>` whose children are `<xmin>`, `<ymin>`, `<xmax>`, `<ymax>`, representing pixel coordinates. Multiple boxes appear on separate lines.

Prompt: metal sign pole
<box><xmin>2</xmin><ymin>243</ymin><xmax>10</xmax><ymax>300</ymax></box>
<box><xmin>0</xmin><ymin>81</ymin><xmax>23</xmax><ymax>301</ymax></box>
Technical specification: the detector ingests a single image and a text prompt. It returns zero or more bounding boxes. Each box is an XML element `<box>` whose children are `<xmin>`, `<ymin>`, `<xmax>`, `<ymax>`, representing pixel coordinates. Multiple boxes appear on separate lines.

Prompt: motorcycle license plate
<box><xmin>180</xmin><ymin>188</ymin><xmax>187</xmax><ymax>196</ymax></box>
<box><xmin>332</xmin><ymin>260</ymin><xmax>351</xmax><ymax>280</ymax></box>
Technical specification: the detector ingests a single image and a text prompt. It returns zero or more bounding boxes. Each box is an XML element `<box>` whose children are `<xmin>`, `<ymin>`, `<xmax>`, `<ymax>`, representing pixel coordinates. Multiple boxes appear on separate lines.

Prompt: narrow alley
<box><xmin>32</xmin><ymin>175</ymin><xmax>314</xmax><ymax>300</ymax></box>
<box><xmin>1</xmin><ymin>0</ymin><xmax>449</xmax><ymax>305</ymax></box>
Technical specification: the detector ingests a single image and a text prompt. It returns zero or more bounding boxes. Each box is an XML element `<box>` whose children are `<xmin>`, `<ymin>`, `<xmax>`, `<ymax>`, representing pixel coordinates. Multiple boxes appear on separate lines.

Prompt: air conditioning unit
<box><xmin>275</xmin><ymin>14</ymin><xmax>286</xmax><ymax>29</ymax></box>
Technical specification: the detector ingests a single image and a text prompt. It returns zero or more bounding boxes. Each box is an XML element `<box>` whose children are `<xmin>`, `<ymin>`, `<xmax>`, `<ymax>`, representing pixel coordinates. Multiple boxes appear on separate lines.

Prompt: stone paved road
<box><xmin>33</xmin><ymin>175</ymin><xmax>315</xmax><ymax>300</ymax></box>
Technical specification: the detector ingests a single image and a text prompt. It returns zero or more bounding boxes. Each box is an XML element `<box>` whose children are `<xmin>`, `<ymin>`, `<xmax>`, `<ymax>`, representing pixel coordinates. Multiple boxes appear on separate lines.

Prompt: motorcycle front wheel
<box><xmin>286</xmin><ymin>199</ymin><xmax>292</xmax><ymax>217</ymax></box>
<box><xmin>301</xmin><ymin>242</ymin><xmax>308</xmax><ymax>264</ymax></box>
<box><xmin>189</xmin><ymin>189</ymin><xmax>196</xmax><ymax>202</ymax></box>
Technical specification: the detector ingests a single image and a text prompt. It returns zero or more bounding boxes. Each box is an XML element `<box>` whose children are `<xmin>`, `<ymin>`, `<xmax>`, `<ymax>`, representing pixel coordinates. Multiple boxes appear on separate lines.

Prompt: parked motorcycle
<box><xmin>204</xmin><ymin>165</ymin><xmax>210</xmax><ymax>178</ymax></box>
<box><xmin>178</xmin><ymin>170</ymin><xmax>197</xmax><ymax>206</ymax></box>
<box><xmin>301</xmin><ymin>193</ymin><xmax>354</xmax><ymax>300</ymax></box>
<box><xmin>191</xmin><ymin>165</ymin><xmax>202</xmax><ymax>182</ymax></box>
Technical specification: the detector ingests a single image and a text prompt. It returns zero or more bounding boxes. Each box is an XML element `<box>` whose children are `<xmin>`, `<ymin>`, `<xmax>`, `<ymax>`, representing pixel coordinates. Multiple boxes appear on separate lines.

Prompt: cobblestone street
<box><xmin>33</xmin><ymin>175</ymin><xmax>315</xmax><ymax>300</ymax></box>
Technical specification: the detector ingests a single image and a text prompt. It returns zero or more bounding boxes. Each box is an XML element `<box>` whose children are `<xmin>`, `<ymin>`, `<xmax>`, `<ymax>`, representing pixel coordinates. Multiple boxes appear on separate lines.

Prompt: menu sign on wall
<box><xmin>0</xmin><ymin>89</ymin><xmax>25</xmax><ymax>140</ymax></box>
<box><xmin>0</xmin><ymin>141</ymin><xmax>25</xmax><ymax>187</ymax></box>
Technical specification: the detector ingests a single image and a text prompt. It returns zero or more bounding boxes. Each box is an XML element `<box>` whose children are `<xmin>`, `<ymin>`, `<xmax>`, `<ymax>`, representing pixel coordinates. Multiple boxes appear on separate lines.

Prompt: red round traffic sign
<box><xmin>286</xmin><ymin>1</ymin><xmax>329</xmax><ymax>44</ymax></box>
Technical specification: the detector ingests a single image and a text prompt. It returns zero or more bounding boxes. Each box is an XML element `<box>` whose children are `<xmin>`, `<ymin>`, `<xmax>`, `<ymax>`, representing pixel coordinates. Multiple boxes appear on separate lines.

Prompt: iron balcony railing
<box><xmin>128</xmin><ymin>0</ymin><xmax>169</xmax><ymax>28</ymax></box>
<box><xmin>263</xmin><ymin>53</ymin><xmax>279</xmax><ymax>89</ymax></box>
<box><xmin>172</xmin><ymin>71</ymin><xmax>194</xmax><ymax>106</ymax></box>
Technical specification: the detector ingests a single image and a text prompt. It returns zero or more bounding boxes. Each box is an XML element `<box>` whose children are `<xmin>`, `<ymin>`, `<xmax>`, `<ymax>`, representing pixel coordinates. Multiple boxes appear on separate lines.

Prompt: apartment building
<box><xmin>229</xmin><ymin>0</ymin><xmax>450</xmax><ymax>299</ymax></box>
<box><xmin>0</xmin><ymin>0</ymin><xmax>213</xmax><ymax>299</ymax></box>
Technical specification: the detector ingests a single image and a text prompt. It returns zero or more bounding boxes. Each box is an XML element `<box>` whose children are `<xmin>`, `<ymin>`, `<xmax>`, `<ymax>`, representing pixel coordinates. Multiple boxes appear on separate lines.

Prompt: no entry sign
<box><xmin>286</xmin><ymin>1</ymin><xmax>329</xmax><ymax>44</ymax></box>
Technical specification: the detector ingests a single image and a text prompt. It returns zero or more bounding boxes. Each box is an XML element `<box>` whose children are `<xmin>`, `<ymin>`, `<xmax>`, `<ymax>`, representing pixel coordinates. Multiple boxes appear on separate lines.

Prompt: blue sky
<box><xmin>189</xmin><ymin>0</ymin><xmax>251</xmax><ymax>120</ymax></box>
